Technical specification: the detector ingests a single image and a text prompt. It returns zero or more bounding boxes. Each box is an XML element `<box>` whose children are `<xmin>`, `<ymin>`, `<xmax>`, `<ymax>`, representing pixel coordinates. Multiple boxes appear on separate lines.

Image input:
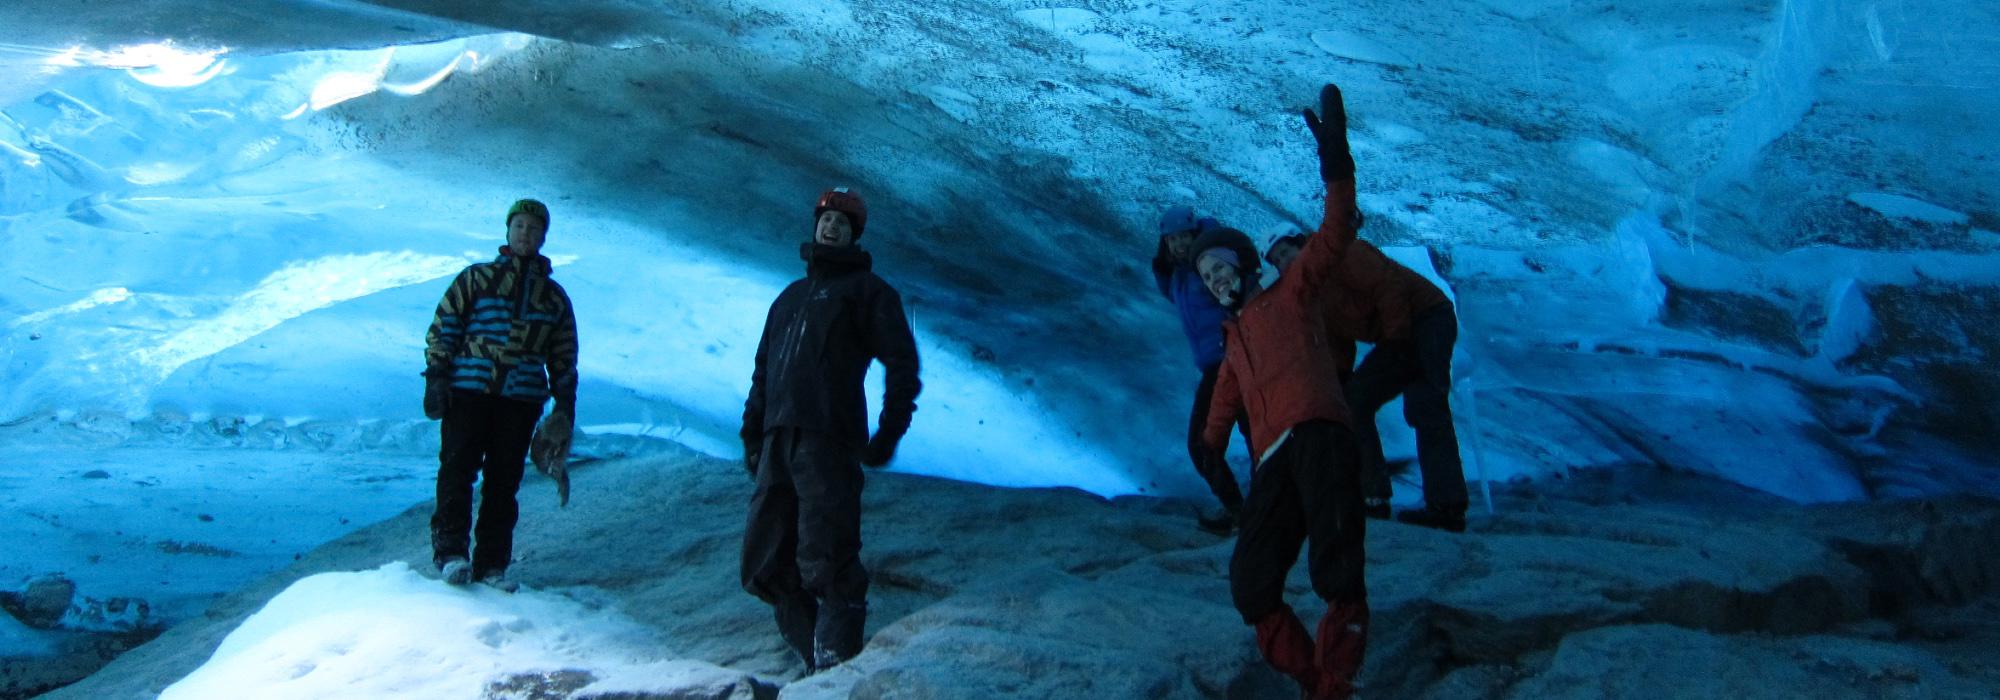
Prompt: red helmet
<box><xmin>814</xmin><ymin>187</ymin><xmax>868</xmax><ymax>240</ymax></box>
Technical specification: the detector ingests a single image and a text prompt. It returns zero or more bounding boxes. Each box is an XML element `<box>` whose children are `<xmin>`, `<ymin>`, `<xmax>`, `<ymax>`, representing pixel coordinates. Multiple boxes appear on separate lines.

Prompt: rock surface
<box><xmin>39</xmin><ymin>450</ymin><xmax>2000</xmax><ymax>699</ymax></box>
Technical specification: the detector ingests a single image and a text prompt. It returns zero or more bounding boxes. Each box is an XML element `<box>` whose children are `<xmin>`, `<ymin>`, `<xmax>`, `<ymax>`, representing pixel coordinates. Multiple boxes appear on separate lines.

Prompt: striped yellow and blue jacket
<box><xmin>425</xmin><ymin>250</ymin><xmax>578</xmax><ymax>410</ymax></box>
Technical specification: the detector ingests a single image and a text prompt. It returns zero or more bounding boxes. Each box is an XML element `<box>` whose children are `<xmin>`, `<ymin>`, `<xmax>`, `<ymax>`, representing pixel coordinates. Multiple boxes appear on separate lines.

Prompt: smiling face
<box><xmin>1196</xmin><ymin>253</ymin><xmax>1242</xmax><ymax>308</ymax></box>
<box><xmin>814</xmin><ymin>210</ymin><xmax>854</xmax><ymax>247</ymax></box>
<box><xmin>507</xmin><ymin>212</ymin><xmax>547</xmax><ymax>256</ymax></box>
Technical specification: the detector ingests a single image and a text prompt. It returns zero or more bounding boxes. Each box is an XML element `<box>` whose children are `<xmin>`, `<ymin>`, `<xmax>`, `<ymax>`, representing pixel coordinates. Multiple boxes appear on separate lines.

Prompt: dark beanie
<box><xmin>507</xmin><ymin>199</ymin><xmax>551</xmax><ymax>230</ymax></box>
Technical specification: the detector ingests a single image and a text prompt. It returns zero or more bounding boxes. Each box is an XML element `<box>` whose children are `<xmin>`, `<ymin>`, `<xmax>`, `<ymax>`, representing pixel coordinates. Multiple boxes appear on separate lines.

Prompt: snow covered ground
<box><xmin>42</xmin><ymin>451</ymin><xmax>2000</xmax><ymax>700</ymax></box>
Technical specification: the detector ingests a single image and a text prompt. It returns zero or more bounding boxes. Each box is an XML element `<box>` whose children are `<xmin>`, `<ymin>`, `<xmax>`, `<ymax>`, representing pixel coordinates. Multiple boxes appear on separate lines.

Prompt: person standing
<box><xmin>423</xmin><ymin>198</ymin><xmax>578</xmax><ymax>591</ymax></box>
<box><xmin>1198</xmin><ymin>84</ymin><xmax>1369</xmax><ymax>699</ymax></box>
<box><xmin>1328</xmin><ymin>241</ymin><xmax>1462</xmax><ymax>531</ymax></box>
<box><xmin>1152</xmin><ymin>207</ymin><xmax>1253</xmax><ymax>534</ymax></box>
<box><xmin>741</xmin><ymin>187</ymin><xmax>921</xmax><ymax>673</ymax></box>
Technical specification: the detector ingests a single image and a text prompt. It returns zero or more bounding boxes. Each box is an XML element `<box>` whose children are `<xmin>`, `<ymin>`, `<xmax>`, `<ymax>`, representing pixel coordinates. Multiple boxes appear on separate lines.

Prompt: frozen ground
<box><xmin>36</xmin><ymin>450</ymin><xmax>2000</xmax><ymax>700</ymax></box>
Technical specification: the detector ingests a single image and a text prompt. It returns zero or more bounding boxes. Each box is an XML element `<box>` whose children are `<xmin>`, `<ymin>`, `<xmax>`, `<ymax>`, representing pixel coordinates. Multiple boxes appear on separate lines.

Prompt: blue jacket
<box><xmin>1151</xmin><ymin>216</ymin><xmax>1230</xmax><ymax>370</ymax></box>
<box><xmin>1159</xmin><ymin>267</ymin><xmax>1229</xmax><ymax>369</ymax></box>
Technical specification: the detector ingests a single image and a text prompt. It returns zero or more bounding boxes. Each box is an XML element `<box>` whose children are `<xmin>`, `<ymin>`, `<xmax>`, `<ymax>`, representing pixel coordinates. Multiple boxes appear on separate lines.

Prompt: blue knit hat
<box><xmin>1158</xmin><ymin>205</ymin><xmax>1198</xmax><ymax>236</ymax></box>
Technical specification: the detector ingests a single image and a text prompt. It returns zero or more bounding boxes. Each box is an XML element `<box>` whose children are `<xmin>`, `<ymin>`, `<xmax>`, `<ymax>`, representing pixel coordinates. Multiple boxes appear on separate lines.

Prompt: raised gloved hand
<box><xmin>530</xmin><ymin>410</ymin><xmax>573</xmax><ymax>507</ymax></box>
<box><xmin>1301</xmin><ymin>83</ymin><xmax>1355</xmax><ymax>183</ymax></box>
<box><xmin>422</xmin><ymin>369</ymin><xmax>451</xmax><ymax>420</ymax></box>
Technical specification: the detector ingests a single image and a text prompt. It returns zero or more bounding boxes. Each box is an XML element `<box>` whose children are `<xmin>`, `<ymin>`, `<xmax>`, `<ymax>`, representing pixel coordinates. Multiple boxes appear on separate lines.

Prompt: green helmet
<box><xmin>506</xmin><ymin>199</ymin><xmax>551</xmax><ymax>230</ymax></box>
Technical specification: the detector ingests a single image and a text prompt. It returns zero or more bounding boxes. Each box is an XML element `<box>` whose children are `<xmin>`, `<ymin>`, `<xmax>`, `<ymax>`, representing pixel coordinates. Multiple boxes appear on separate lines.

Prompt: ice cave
<box><xmin>1</xmin><ymin>1</ymin><xmax>1996</xmax><ymax>698</ymax></box>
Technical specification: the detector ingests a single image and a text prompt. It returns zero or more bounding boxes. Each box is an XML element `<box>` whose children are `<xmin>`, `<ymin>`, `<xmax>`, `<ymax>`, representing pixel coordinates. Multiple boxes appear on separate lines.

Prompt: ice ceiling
<box><xmin>2</xmin><ymin>0</ymin><xmax>1996</xmax><ymax>501</ymax></box>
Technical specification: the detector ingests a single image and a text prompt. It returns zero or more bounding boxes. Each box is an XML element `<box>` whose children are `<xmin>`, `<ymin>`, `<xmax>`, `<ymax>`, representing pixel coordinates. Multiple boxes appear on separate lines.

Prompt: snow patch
<box><xmin>129</xmin><ymin>251</ymin><xmax>471</xmax><ymax>382</ymax></box>
<box><xmin>1612</xmin><ymin>215</ymin><xmax>1668</xmax><ymax>325</ymax></box>
<box><xmin>161</xmin><ymin>562</ymin><xmax>693</xmax><ymax>699</ymax></box>
<box><xmin>1567</xmin><ymin>138</ymin><xmax>1650</xmax><ymax>202</ymax></box>
<box><xmin>1309</xmin><ymin>30</ymin><xmax>1416</xmax><ymax>68</ymax></box>
<box><xmin>1816</xmin><ymin>278</ymin><xmax>1875</xmax><ymax>365</ymax></box>
<box><xmin>7</xmin><ymin>287</ymin><xmax>133</xmax><ymax>327</ymax></box>
<box><xmin>1847</xmin><ymin>192</ymin><xmax>1970</xmax><ymax>226</ymax></box>
<box><xmin>1368</xmin><ymin>121</ymin><xmax>1426</xmax><ymax>147</ymax></box>
<box><xmin>919</xmin><ymin>84</ymin><xmax>979</xmax><ymax>123</ymax></box>
<box><xmin>1014</xmin><ymin>8</ymin><xmax>1099</xmax><ymax>34</ymax></box>
<box><xmin>1070</xmin><ymin>33</ymin><xmax>1153</xmax><ymax>75</ymax></box>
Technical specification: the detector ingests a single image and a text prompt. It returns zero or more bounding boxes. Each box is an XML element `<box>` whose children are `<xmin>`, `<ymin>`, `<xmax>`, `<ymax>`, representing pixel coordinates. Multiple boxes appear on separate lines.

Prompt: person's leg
<box><xmin>1292</xmin><ymin>422</ymin><xmax>1369</xmax><ymax>699</ymax></box>
<box><xmin>1403</xmin><ymin>304</ymin><xmax>1467</xmax><ymax>517</ymax></box>
<box><xmin>1231</xmin><ymin>440</ymin><xmax>1315</xmax><ymax>693</ymax></box>
<box><xmin>742</xmin><ymin>429</ymin><xmax>815</xmax><ymax>670</ymax></box>
<box><xmin>1345</xmin><ymin>342</ymin><xmax>1415</xmax><ymax>514</ymax></box>
<box><xmin>791</xmin><ymin>431</ymin><xmax>869</xmax><ymax>669</ymax></box>
<box><xmin>431</xmin><ymin>392</ymin><xmax>486</xmax><ymax>571</ymax></box>
<box><xmin>470</xmin><ymin>399</ymin><xmax>538</xmax><ymax>578</ymax></box>
<box><xmin>1187</xmin><ymin>365</ymin><xmax>1244</xmax><ymax>516</ymax></box>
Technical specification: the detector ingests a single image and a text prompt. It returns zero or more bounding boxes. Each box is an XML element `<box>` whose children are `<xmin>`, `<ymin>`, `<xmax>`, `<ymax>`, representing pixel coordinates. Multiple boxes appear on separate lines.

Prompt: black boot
<box><xmin>813</xmin><ymin>599</ymin><xmax>868</xmax><ymax>670</ymax></box>
<box><xmin>1363</xmin><ymin>497</ymin><xmax>1391</xmax><ymax>521</ymax></box>
<box><xmin>774</xmin><ymin>594</ymin><xmax>819</xmax><ymax>672</ymax></box>
<box><xmin>1394</xmin><ymin>505</ymin><xmax>1466</xmax><ymax>533</ymax></box>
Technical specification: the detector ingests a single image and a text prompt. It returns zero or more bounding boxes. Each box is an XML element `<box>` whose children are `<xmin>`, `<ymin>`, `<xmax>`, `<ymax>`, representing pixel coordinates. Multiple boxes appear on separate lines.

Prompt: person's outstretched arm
<box><xmin>1290</xmin><ymin>83</ymin><xmax>1361</xmax><ymax>292</ymax></box>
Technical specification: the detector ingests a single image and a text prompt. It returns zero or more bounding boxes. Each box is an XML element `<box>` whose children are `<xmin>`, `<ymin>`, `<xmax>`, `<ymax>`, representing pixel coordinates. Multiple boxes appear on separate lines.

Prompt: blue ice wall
<box><xmin>3</xmin><ymin>0</ymin><xmax>1997</xmax><ymax>501</ymax></box>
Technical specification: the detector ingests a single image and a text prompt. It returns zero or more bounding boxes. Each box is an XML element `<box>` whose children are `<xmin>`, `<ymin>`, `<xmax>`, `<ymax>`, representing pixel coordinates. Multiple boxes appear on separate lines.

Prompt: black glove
<box><xmin>744</xmin><ymin>440</ymin><xmax>762</xmax><ymax>478</ymax></box>
<box><xmin>862</xmin><ymin>410</ymin><xmax>912</xmax><ymax>468</ymax></box>
<box><xmin>1302</xmin><ymin>83</ymin><xmax>1355</xmax><ymax>183</ymax></box>
<box><xmin>860</xmin><ymin>434</ymin><xmax>901</xmax><ymax>468</ymax></box>
<box><xmin>422</xmin><ymin>369</ymin><xmax>451</xmax><ymax>420</ymax></box>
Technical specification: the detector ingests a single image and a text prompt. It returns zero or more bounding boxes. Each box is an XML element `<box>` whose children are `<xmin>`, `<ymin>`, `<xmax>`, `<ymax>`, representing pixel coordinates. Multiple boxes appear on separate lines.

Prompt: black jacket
<box><xmin>743</xmin><ymin>243</ymin><xmax>921</xmax><ymax>448</ymax></box>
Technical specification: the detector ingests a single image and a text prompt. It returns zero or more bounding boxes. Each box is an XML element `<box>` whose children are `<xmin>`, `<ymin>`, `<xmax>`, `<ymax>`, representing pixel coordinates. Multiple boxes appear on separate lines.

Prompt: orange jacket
<box><xmin>1319</xmin><ymin>241</ymin><xmax>1450</xmax><ymax>344</ymax></box>
<box><xmin>1204</xmin><ymin>178</ymin><xmax>1361</xmax><ymax>460</ymax></box>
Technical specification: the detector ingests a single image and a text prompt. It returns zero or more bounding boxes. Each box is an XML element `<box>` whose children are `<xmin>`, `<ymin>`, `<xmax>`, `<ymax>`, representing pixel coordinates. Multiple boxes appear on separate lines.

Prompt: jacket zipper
<box><xmin>775</xmin><ymin>276</ymin><xmax>820</xmax><ymax>388</ymax></box>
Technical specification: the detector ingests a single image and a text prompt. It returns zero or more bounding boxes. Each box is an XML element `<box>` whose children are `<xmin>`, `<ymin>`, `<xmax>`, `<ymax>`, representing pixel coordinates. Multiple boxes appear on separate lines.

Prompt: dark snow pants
<box><xmin>1346</xmin><ymin>302</ymin><xmax>1467</xmax><ymax>514</ymax></box>
<box><xmin>1232</xmin><ymin>421</ymin><xmax>1370</xmax><ymax>696</ymax></box>
<box><xmin>1230</xmin><ymin>420</ymin><xmax>1368</xmax><ymax>621</ymax></box>
<box><xmin>742</xmin><ymin>427</ymin><xmax>869</xmax><ymax>669</ymax></box>
<box><xmin>1189</xmin><ymin>363</ymin><xmax>1252</xmax><ymax>512</ymax></box>
<box><xmin>432</xmin><ymin>391</ymin><xmax>541</xmax><ymax>577</ymax></box>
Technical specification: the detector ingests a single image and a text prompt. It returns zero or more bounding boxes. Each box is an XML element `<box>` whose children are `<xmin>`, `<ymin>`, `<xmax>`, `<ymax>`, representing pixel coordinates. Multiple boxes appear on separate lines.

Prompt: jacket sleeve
<box><xmin>1202</xmin><ymin>348</ymin><xmax>1245</xmax><ymax>452</ymax></box>
<box><xmin>742</xmin><ymin>308</ymin><xmax>773</xmax><ymax>445</ymax></box>
<box><xmin>424</xmin><ymin>268</ymin><xmax>475</xmax><ymax>374</ymax></box>
<box><xmin>547</xmin><ymin>285</ymin><xmax>580</xmax><ymax>413</ymax></box>
<box><xmin>1291</xmin><ymin>176</ymin><xmax>1360</xmax><ymax>296</ymax></box>
<box><xmin>868</xmin><ymin>283</ymin><xmax>923</xmax><ymax>442</ymax></box>
<box><xmin>1150</xmin><ymin>237</ymin><xmax>1174</xmax><ymax>301</ymax></box>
